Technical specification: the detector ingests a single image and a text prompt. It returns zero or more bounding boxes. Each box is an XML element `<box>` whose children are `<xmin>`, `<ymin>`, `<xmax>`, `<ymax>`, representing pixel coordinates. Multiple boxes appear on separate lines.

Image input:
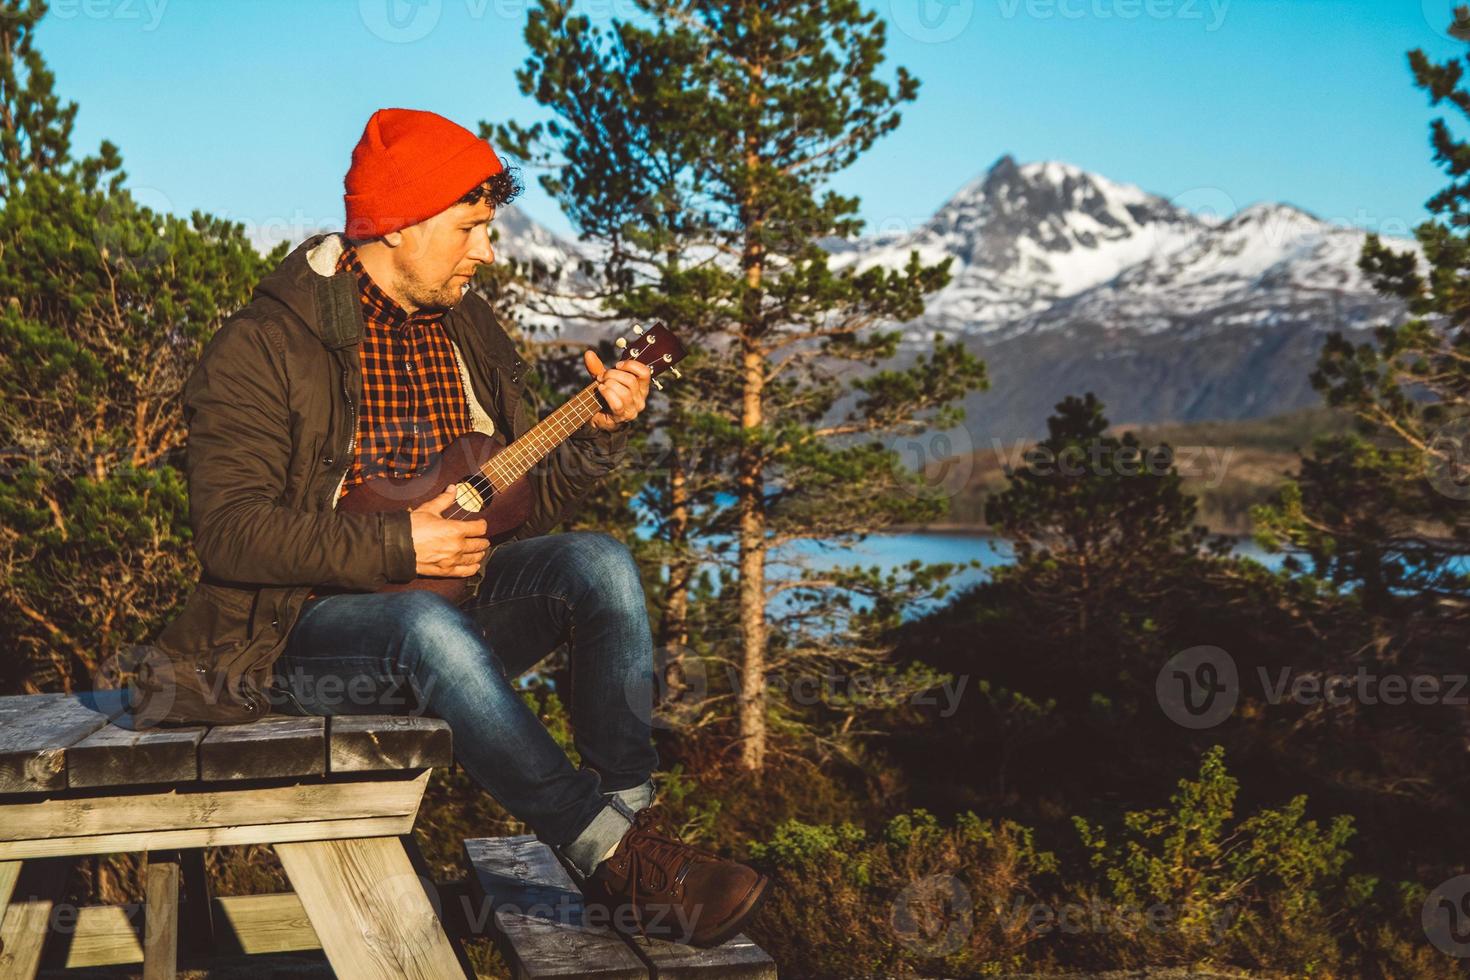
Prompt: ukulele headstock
<box><xmin>614</xmin><ymin>322</ymin><xmax>687</xmax><ymax>391</ymax></box>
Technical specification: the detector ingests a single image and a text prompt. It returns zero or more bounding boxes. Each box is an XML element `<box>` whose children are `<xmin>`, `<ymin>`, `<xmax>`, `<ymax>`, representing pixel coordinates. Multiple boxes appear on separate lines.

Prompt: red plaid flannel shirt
<box><xmin>335</xmin><ymin>244</ymin><xmax>474</xmax><ymax>500</ymax></box>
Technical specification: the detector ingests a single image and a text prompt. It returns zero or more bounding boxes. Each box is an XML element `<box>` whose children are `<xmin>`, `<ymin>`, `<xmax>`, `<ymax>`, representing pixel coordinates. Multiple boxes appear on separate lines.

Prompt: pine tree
<box><xmin>984</xmin><ymin>393</ymin><xmax>1218</xmax><ymax>666</ymax></box>
<box><xmin>0</xmin><ymin>0</ymin><xmax>278</xmax><ymax>693</ymax></box>
<box><xmin>1254</xmin><ymin>7</ymin><xmax>1470</xmax><ymax>620</ymax></box>
<box><xmin>0</xmin><ymin>0</ymin><xmax>76</xmax><ymax>196</ymax></box>
<box><xmin>491</xmin><ymin>0</ymin><xmax>986</xmax><ymax>771</ymax></box>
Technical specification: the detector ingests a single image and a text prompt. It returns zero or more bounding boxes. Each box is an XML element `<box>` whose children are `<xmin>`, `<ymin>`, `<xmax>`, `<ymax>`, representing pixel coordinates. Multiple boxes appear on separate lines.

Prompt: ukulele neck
<box><xmin>481</xmin><ymin>383</ymin><xmax>604</xmax><ymax>491</ymax></box>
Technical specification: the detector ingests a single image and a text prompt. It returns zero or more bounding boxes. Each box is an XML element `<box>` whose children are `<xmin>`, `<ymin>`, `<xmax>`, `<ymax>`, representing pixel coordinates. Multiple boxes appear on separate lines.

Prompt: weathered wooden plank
<box><xmin>66</xmin><ymin>723</ymin><xmax>205</xmax><ymax>789</ymax></box>
<box><xmin>43</xmin><ymin>892</ymin><xmax>325</xmax><ymax>968</ymax></box>
<box><xmin>0</xmin><ymin>814</ymin><xmax>419</xmax><ymax>861</ymax></box>
<box><xmin>0</xmin><ymin>858</ymin><xmax>21</xmax><ymax>913</ymax></box>
<box><xmin>399</xmin><ymin>832</ymin><xmax>479</xmax><ymax>979</ymax></box>
<box><xmin>50</xmin><ymin>903</ymin><xmax>144</xmax><ymax>968</ymax></box>
<box><xmin>0</xmin><ymin>769</ymin><xmax>428</xmax><ymax>844</ymax></box>
<box><xmin>142</xmin><ymin>849</ymin><xmax>180</xmax><ymax>980</ymax></box>
<box><xmin>633</xmin><ymin>930</ymin><xmax>778</xmax><ymax>979</ymax></box>
<box><xmin>276</xmin><ymin>835</ymin><xmax>468</xmax><ymax>980</ymax></box>
<box><xmin>464</xmin><ymin>834</ymin><xmax>647</xmax><ymax>979</ymax></box>
<box><xmin>198</xmin><ymin>714</ymin><xmax>326</xmax><ymax>781</ymax></box>
<box><xmin>329</xmin><ymin>715</ymin><xmax>452</xmax><ymax>772</ymax></box>
<box><xmin>0</xmin><ymin>856</ymin><xmax>72</xmax><ymax>979</ymax></box>
<box><xmin>0</xmin><ymin>764</ymin><xmax>426</xmax><ymax>846</ymax></box>
<box><xmin>0</xmin><ymin>694</ymin><xmax>129</xmax><ymax>794</ymax></box>
<box><xmin>0</xmin><ymin>693</ymin><xmax>67</xmax><ymax>719</ymax></box>
<box><xmin>210</xmin><ymin>892</ymin><xmax>321</xmax><ymax>957</ymax></box>
<box><xmin>43</xmin><ymin>883</ymin><xmax>525</xmax><ymax>969</ymax></box>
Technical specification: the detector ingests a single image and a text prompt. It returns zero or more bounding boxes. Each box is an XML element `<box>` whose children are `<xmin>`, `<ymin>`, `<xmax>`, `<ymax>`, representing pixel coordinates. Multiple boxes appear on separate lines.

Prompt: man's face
<box><xmin>390</xmin><ymin>198</ymin><xmax>496</xmax><ymax>311</ymax></box>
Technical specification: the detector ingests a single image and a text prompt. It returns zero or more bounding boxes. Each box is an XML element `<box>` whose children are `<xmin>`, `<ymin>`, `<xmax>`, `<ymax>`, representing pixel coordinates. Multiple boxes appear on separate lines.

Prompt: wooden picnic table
<box><xmin>0</xmin><ymin>691</ymin><xmax>467</xmax><ymax>980</ymax></box>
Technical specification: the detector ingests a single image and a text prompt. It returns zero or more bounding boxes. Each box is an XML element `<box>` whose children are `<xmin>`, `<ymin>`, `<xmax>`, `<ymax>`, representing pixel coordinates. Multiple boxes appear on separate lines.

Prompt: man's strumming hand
<box><xmin>409</xmin><ymin>484</ymin><xmax>490</xmax><ymax>578</ymax></box>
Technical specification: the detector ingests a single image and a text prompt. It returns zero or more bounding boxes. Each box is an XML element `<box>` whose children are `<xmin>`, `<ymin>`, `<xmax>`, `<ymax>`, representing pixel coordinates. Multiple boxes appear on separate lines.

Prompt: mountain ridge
<box><xmin>249</xmin><ymin>155</ymin><xmax>1417</xmax><ymax>443</ymax></box>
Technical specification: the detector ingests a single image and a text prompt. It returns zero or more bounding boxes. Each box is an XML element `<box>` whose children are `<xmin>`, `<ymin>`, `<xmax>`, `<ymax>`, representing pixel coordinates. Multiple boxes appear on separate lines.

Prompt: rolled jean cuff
<box><xmin>562</xmin><ymin>803</ymin><xmax>632</xmax><ymax>877</ymax></box>
<box><xmin>606</xmin><ymin>777</ymin><xmax>654</xmax><ymax>815</ymax></box>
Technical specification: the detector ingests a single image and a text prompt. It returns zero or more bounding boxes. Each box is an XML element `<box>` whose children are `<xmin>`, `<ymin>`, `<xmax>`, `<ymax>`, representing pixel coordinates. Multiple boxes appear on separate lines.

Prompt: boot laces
<box><xmin>620</xmin><ymin>804</ymin><xmax>699</xmax><ymax>942</ymax></box>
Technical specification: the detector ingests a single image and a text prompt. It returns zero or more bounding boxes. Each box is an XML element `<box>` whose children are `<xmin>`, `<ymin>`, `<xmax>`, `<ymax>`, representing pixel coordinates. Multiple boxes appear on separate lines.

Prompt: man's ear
<box><xmin>382</xmin><ymin>229</ymin><xmax>405</xmax><ymax>248</ymax></box>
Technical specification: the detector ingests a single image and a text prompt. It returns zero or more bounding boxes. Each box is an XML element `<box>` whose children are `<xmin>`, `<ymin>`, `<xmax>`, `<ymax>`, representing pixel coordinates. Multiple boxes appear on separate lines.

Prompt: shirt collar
<box><xmin>336</xmin><ymin>242</ymin><xmax>444</xmax><ymax>331</ymax></box>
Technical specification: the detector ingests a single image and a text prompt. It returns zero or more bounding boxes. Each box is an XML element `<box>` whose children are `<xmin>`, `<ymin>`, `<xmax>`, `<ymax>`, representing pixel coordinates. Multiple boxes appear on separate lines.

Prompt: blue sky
<box><xmin>32</xmin><ymin>0</ymin><xmax>1470</xmax><ymax>245</ymax></box>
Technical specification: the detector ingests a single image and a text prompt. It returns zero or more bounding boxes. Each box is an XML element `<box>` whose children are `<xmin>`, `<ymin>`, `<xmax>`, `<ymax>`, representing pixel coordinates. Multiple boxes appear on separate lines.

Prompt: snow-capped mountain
<box><xmin>248</xmin><ymin>156</ymin><xmax>1417</xmax><ymax>444</ymax></box>
<box><xmin>828</xmin><ymin>155</ymin><xmax>1416</xmax><ymax>442</ymax></box>
<box><xmin>828</xmin><ymin>155</ymin><xmax>1208</xmax><ymax>335</ymax></box>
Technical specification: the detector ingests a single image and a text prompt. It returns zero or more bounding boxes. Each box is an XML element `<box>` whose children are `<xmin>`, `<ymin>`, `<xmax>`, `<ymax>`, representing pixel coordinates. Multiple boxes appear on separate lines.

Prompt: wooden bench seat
<box><xmin>463</xmin><ymin>834</ymin><xmax>777</xmax><ymax>979</ymax></box>
<box><xmin>0</xmin><ymin>692</ymin><xmax>467</xmax><ymax>980</ymax></box>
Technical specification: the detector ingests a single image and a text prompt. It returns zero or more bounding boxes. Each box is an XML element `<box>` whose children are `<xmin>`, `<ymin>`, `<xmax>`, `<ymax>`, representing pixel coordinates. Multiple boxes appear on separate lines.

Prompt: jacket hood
<box><xmin>252</xmin><ymin>233</ymin><xmax>364</xmax><ymax>350</ymax></box>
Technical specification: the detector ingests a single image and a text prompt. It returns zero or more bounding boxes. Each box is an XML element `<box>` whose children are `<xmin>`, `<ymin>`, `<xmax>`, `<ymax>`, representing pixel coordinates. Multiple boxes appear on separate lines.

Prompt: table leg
<box><xmin>179</xmin><ymin>848</ymin><xmax>215</xmax><ymax>958</ymax></box>
<box><xmin>143</xmin><ymin>849</ymin><xmax>180</xmax><ymax>980</ymax></box>
<box><xmin>275</xmin><ymin>836</ymin><xmax>467</xmax><ymax>980</ymax></box>
<box><xmin>0</xmin><ymin>857</ymin><xmax>72</xmax><ymax>979</ymax></box>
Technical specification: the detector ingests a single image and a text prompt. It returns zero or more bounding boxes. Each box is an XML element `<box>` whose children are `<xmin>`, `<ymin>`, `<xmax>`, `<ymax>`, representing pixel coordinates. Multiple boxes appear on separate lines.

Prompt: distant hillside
<box><xmin>938</xmin><ymin>405</ymin><xmax>1360</xmax><ymax>536</ymax></box>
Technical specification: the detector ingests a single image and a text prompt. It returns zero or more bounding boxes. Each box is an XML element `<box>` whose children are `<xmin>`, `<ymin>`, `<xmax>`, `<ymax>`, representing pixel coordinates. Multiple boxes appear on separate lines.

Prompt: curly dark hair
<box><xmin>457</xmin><ymin>164</ymin><xmax>523</xmax><ymax>209</ymax></box>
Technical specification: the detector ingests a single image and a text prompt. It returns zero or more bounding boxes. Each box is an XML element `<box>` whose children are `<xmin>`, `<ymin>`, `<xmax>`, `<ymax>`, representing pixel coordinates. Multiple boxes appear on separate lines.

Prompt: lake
<box><xmin>747</xmin><ymin>531</ymin><xmax>1289</xmax><ymax>617</ymax></box>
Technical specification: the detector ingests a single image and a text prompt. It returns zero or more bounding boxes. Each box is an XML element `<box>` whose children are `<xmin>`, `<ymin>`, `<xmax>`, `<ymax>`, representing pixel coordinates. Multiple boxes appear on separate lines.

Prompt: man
<box><xmin>137</xmin><ymin>108</ymin><xmax>768</xmax><ymax>948</ymax></box>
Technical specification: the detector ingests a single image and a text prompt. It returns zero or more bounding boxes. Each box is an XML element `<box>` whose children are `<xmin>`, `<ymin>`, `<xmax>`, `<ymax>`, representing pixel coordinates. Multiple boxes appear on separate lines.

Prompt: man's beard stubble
<box><xmin>399</xmin><ymin>267</ymin><xmax>466</xmax><ymax>313</ymax></box>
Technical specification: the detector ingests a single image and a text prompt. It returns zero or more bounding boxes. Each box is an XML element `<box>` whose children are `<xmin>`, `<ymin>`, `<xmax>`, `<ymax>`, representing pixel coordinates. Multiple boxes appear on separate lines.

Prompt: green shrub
<box><xmin>1071</xmin><ymin>744</ymin><xmax>1368</xmax><ymax>973</ymax></box>
<box><xmin>748</xmin><ymin>809</ymin><xmax>1058</xmax><ymax>978</ymax></box>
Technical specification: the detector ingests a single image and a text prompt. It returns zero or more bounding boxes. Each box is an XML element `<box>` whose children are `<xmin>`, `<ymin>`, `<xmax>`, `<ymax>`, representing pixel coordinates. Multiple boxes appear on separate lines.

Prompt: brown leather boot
<box><xmin>569</xmin><ymin>803</ymin><xmax>771</xmax><ymax>948</ymax></box>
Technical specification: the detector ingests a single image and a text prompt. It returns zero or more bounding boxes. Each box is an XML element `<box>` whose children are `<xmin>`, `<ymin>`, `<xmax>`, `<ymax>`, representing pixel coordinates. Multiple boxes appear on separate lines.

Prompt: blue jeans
<box><xmin>264</xmin><ymin>530</ymin><xmax>660</xmax><ymax>865</ymax></box>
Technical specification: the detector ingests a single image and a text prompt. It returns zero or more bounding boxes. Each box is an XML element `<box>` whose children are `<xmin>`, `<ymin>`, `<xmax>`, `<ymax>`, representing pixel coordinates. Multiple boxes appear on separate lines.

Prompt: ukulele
<box><xmin>335</xmin><ymin>322</ymin><xmax>686</xmax><ymax>604</ymax></box>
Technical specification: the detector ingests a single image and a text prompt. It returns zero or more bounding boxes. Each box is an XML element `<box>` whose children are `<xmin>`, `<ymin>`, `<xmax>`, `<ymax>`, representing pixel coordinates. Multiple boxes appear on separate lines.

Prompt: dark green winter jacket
<box><xmin>133</xmin><ymin>233</ymin><xmax>627</xmax><ymax>727</ymax></box>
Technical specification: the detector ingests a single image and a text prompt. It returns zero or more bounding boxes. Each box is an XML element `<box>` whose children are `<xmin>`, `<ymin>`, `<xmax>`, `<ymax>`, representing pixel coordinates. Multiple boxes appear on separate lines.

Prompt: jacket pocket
<box><xmin>190</xmin><ymin>582</ymin><xmax>256</xmax><ymax>663</ymax></box>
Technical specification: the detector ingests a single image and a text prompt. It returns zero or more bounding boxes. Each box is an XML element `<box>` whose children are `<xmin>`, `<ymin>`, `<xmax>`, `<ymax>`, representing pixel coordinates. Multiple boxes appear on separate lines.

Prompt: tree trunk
<box><xmin>736</xmin><ymin>48</ymin><xmax>769</xmax><ymax>772</ymax></box>
<box><xmin>737</xmin><ymin>336</ymin><xmax>767</xmax><ymax>772</ymax></box>
<box><xmin>660</xmin><ymin>443</ymin><xmax>691</xmax><ymax>701</ymax></box>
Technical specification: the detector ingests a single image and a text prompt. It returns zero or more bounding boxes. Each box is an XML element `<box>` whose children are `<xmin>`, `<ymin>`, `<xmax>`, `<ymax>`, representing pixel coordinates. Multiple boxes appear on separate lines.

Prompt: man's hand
<box><xmin>409</xmin><ymin>484</ymin><xmax>490</xmax><ymax>577</ymax></box>
<box><xmin>584</xmin><ymin>350</ymin><xmax>652</xmax><ymax>432</ymax></box>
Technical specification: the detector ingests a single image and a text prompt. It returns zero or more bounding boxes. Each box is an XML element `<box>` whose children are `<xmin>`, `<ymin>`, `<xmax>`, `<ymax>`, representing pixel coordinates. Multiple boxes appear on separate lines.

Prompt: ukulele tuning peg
<box><xmin>615</xmin><ymin>337</ymin><xmax>628</xmax><ymax>349</ymax></box>
<box><xmin>670</xmin><ymin>367</ymin><xmax>682</xmax><ymax>379</ymax></box>
<box><xmin>632</xmin><ymin>324</ymin><xmax>645</xmax><ymax>336</ymax></box>
<box><xmin>652</xmin><ymin>378</ymin><xmax>664</xmax><ymax>391</ymax></box>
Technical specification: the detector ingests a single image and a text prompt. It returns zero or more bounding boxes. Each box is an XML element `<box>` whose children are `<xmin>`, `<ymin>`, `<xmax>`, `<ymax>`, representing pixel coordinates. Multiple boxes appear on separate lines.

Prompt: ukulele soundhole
<box><xmin>454</xmin><ymin>482</ymin><xmax>486</xmax><ymax>512</ymax></box>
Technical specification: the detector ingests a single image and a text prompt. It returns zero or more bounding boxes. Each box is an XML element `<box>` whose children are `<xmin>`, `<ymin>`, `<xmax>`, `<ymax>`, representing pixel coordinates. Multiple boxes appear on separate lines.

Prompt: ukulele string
<box><xmin>440</xmin><ymin>470</ymin><xmax>497</xmax><ymax>523</ymax></box>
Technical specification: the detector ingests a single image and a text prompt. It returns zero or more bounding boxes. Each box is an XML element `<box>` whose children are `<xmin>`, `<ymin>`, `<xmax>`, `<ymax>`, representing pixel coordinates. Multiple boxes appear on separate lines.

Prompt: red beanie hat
<box><xmin>343</xmin><ymin>108</ymin><xmax>504</xmax><ymax>239</ymax></box>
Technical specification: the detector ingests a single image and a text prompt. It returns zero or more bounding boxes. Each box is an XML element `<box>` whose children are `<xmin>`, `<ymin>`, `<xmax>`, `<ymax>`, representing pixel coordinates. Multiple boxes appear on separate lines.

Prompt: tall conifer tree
<box><xmin>1255</xmin><ymin>8</ymin><xmax>1470</xmax><ymax>620</ymax></box>
<box><xmin>493</xmin><ymin>0</ymin><xmax>985</xmax><ymax>770</ymax></box>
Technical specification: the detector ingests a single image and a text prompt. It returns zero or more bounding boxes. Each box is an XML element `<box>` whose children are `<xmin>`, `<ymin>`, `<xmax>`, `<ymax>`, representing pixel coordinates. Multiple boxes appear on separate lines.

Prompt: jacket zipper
<box><xmin>329</xmin><ymin>363</ymin><xmax>357</xmax><ymax>509</ymax></box>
